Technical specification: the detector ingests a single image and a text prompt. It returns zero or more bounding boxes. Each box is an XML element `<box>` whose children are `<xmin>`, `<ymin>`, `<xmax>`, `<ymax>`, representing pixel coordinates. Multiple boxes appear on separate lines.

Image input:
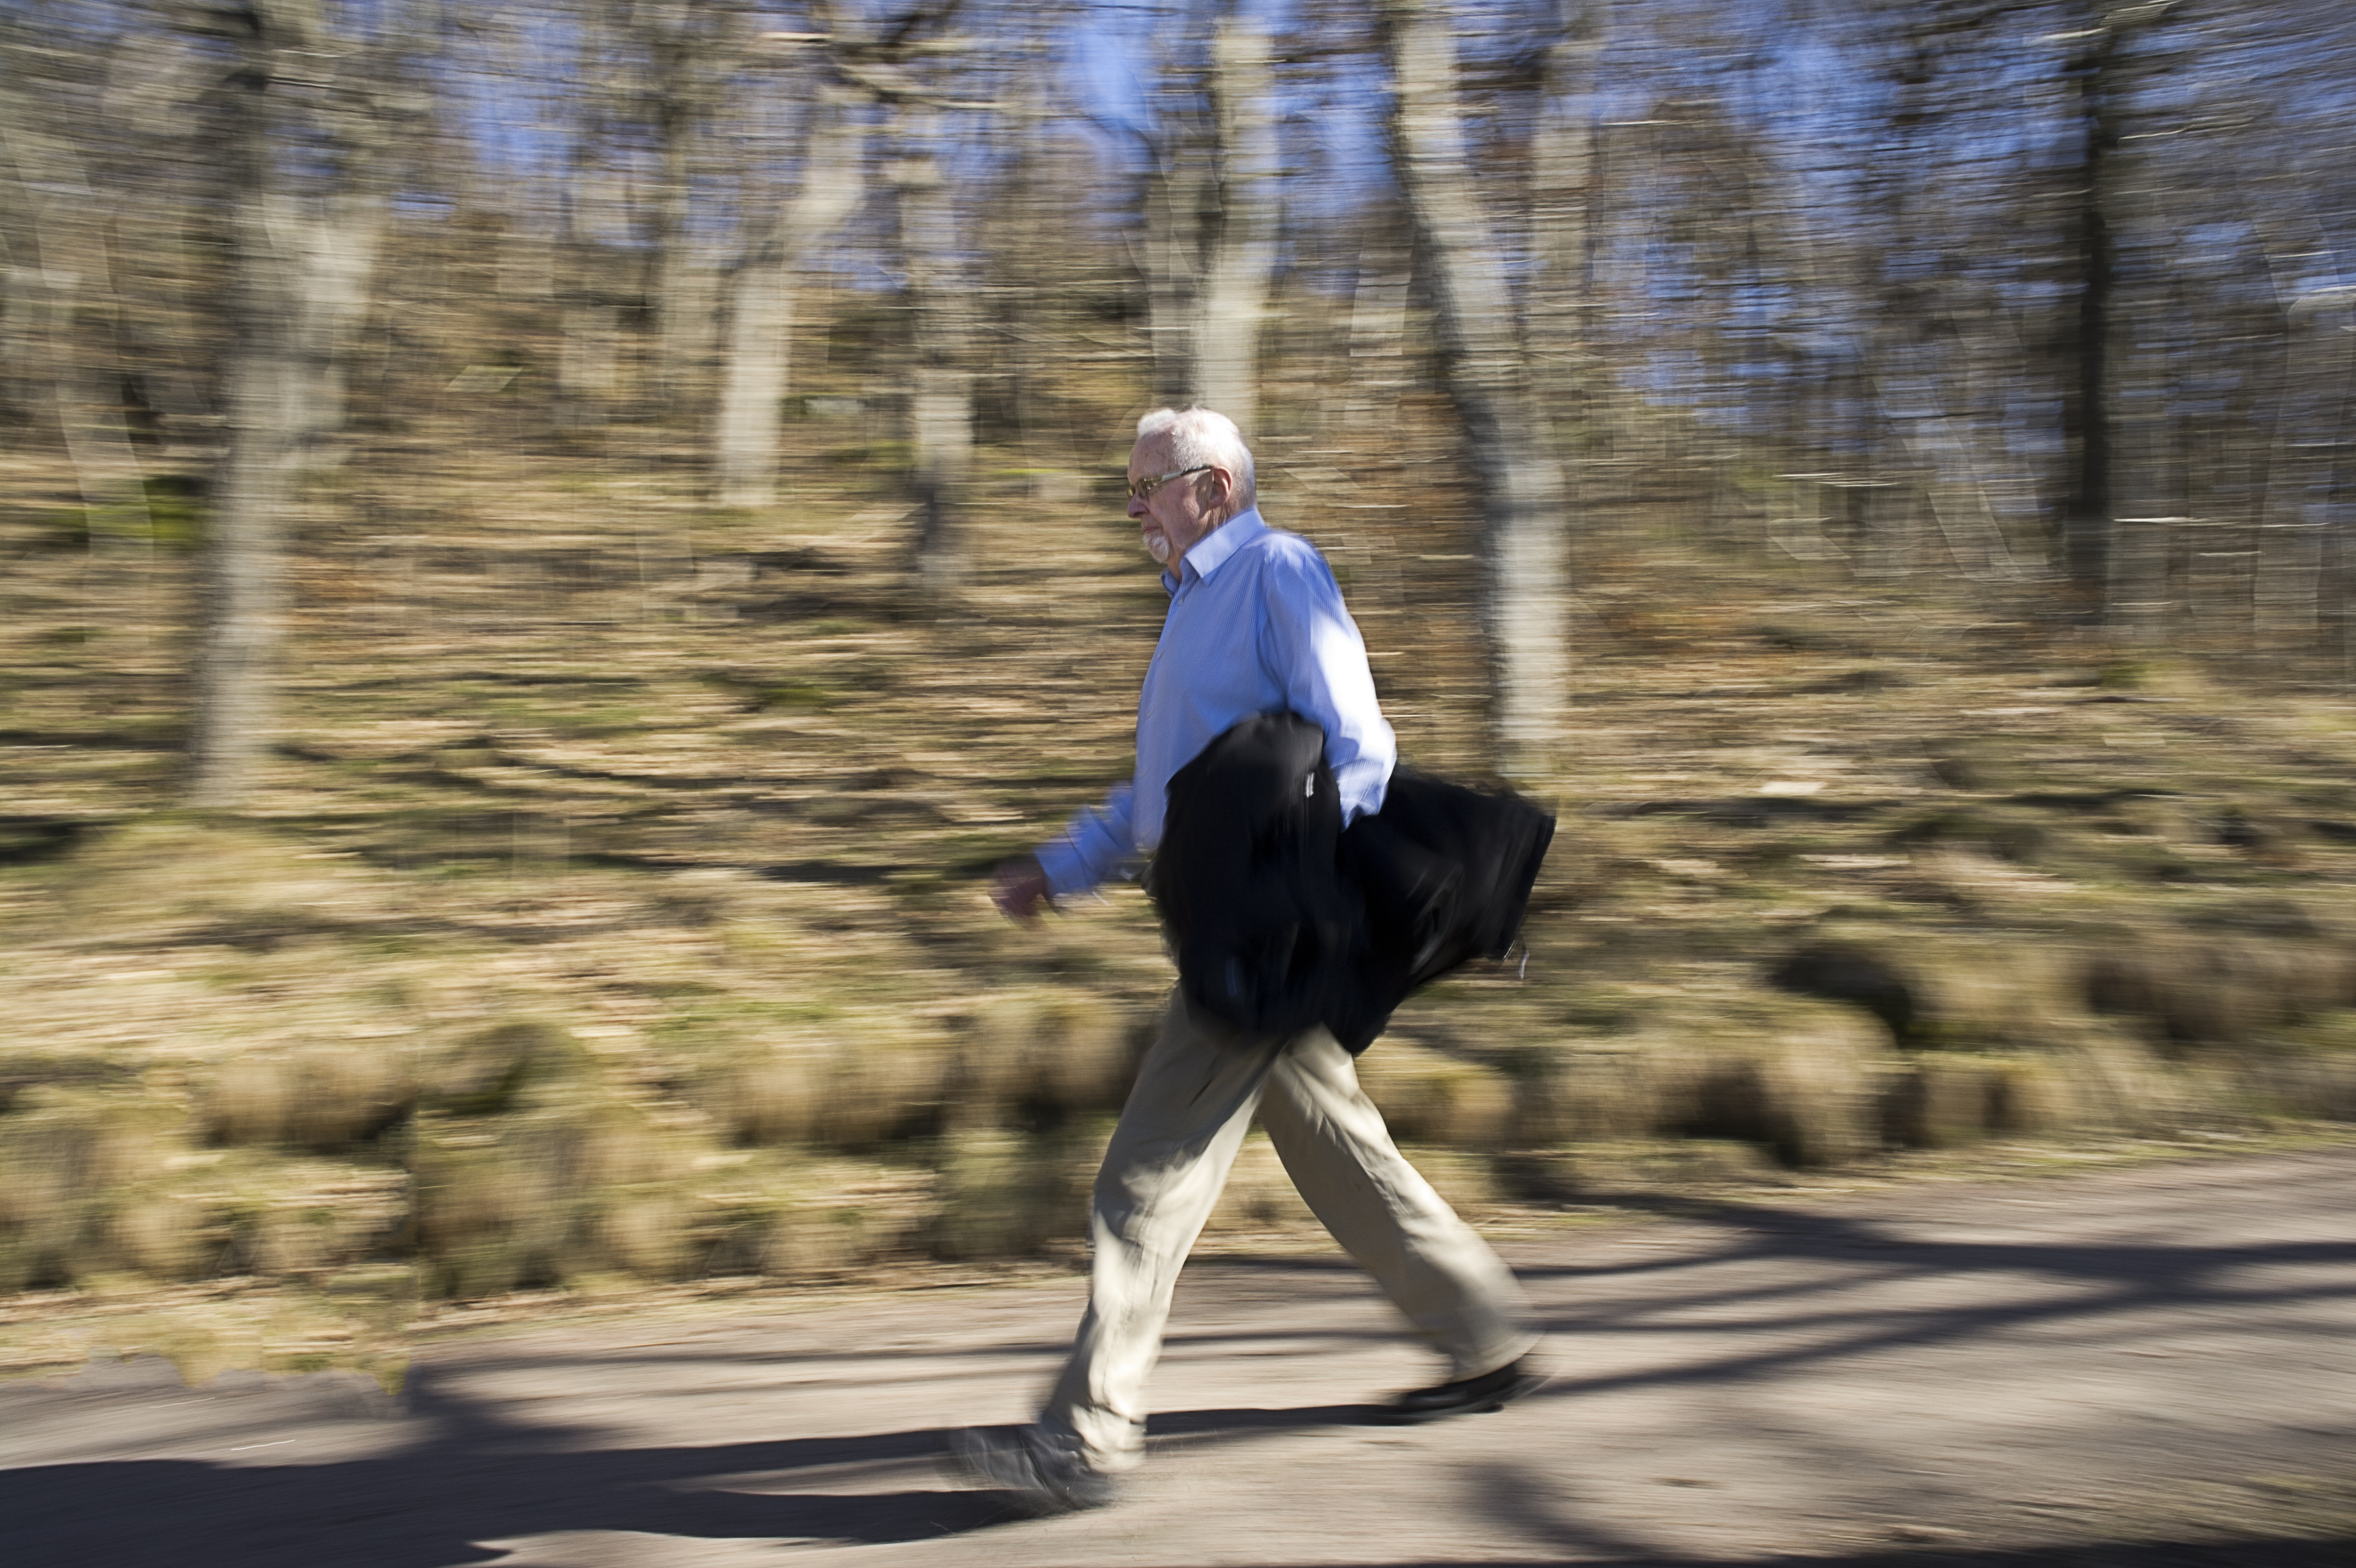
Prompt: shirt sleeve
<box><xmin>1033</xmin><ymin>781</ymin><xmax>1136</xmax><ymax>898</ymax></box>
<box><xmin>1256</xmin><ymin>545</ymin><xmax>1397</xmax><ymax>824</ymax></box>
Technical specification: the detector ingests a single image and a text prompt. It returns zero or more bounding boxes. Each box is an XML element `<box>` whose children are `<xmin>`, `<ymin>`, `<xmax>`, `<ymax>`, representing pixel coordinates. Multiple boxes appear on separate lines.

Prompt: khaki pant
<box><xmin>1039</xmin><ymin>991</ymin><xmax>1537</xmax><ymax>1473</ymax></box>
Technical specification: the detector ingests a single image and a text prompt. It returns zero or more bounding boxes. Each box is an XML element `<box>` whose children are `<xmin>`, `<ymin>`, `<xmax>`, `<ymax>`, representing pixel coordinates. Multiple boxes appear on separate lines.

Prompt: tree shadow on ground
<box><xmin>11</xmin><ymin>1158</ymin><xmax>2352</xmax><ymax>1565</ymax></box>
<box><xmin>1273</xmin><ymin>1547</ymin><xmax>2354</xmax><ymax>1567</ymax></box>
<box><xmin>4</xmin><ymin>1374</ymin><xmax>2343</xmax><ymax>1568</ymax></box>
<box><xmin>1180</xmin><ymin>1163</ymin><xmax>2356</xmax><ymax>1427</ymax></box>
<box><xmin>0</xmin><ymin>1386</ymin><xmax>1377</xmax><ymax>1568</ymax></box>
<box><xmin>1492</xmin><ymin>1181</ymin><xmax>2356</xmax><ymax>1409</ymax></box>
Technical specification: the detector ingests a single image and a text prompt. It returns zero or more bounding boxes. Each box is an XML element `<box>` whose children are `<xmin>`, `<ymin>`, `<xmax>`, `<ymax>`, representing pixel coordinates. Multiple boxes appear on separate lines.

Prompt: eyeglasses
<box><xmin>1127</xmin><ymin>465</ymin><xmax>1212</xmax><ymax>503</ymax></box>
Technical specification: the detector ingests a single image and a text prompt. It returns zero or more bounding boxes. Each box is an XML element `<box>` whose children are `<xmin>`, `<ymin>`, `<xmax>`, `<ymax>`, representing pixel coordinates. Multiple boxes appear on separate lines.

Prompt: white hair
<box><xmin>1136</xmin><ymin>406</ymin><xmax>1256</xmax><ymax>512</ymax></box>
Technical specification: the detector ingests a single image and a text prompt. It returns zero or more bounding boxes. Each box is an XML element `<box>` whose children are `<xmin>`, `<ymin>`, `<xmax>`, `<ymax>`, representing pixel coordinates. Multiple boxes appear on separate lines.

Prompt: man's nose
<box><xmin>1128</xmin><ymin>494</ymin><xmax>1148</xmax><ymax>520</ymax></box>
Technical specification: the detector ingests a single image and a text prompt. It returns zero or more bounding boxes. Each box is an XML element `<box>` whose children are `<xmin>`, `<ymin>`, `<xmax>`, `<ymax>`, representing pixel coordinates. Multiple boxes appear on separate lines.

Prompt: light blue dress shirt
<box><xmin>1034</xmin><ymin>507</ymin><xmax>1397</xmax><ymax>898</ymax></box>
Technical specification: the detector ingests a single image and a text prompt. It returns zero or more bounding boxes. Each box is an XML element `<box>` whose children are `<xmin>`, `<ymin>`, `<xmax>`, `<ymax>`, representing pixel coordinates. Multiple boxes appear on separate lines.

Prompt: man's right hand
<box><xmin>991</xmin><ymin>857</ymin><xmax>1052</xmax><ymax>921</ymax></box>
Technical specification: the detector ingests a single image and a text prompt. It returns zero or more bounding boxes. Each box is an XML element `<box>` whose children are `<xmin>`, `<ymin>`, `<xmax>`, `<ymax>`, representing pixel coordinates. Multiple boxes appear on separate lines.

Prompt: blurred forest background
<box><xmin>4</xmin><ymin>0</ymin><xmax>2355</xmax><ymax>1387</ymax></box>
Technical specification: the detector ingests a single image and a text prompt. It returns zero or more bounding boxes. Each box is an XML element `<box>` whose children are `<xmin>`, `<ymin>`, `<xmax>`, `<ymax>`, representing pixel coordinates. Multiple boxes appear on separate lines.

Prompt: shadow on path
<box><xmin>11</xmin><ymin>1153</ymin><xmax>2352</xmax><ymax>1565</ymax></box>
<box><xmin>10</xmin><ymin>1370</ymin><xmax>2342</xmax><ymax>1567</ymax></box>
<box><xmin>1485</xmin><ymin>1179</ymin><xmax>2356</xmax><ymax>1417</ymax></box>
<box><xmin>1200</xmin><ymin>1546</ymin><xmax>2355</xmax><ymax>1568</ymax></box>
<box><xmin>0</xmin><ymin>1388</ymin><xmax>1381</xmax><ymax>1568</ymax></box>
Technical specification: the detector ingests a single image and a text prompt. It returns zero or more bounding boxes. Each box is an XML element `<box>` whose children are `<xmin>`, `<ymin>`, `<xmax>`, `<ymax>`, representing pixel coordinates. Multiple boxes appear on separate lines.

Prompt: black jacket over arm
<box><xmin>1144</xmin><ymin>712</ymin><xmax>1556</xmax><ymax>1054</ymax></box>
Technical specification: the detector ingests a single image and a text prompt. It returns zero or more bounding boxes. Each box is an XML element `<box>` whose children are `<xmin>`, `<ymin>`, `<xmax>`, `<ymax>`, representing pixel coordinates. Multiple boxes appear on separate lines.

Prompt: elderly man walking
<box><xmin>950</xmin><ymin>407</ymin><xmax>1543</xmax><ymax>1514</ymax></box>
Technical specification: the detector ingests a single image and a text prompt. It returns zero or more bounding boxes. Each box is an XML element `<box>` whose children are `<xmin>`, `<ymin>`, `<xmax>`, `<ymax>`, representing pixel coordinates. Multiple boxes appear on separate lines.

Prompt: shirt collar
<box><xmin>1163</xmin><ymin>506</ymin><xmax>1267</xmax><ymax>596</ymax></box>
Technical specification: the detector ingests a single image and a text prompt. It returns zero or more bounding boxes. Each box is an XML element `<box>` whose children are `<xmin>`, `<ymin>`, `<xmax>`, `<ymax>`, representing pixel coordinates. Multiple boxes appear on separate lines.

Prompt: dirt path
<box><xmin>5</xmin><ymin>1148</ymin><xmax>2353</xmax><ymax>1567</ymax></box>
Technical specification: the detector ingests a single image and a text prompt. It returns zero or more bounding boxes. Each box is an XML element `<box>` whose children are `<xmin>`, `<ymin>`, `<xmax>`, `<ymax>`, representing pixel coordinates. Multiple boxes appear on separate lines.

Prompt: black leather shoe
<box><xmin>1378</xmin><ymin>1356</ymin><xmax>1548</xmax><ymax>1424</ymax></box>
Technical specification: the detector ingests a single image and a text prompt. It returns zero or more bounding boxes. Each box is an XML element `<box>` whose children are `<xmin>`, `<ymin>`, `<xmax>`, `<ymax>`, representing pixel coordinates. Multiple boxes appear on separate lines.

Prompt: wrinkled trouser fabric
<box><xmin>1038</xmin><ymin>991</ymin><xmax>1537</xmax><ymax>1473</ymax></box>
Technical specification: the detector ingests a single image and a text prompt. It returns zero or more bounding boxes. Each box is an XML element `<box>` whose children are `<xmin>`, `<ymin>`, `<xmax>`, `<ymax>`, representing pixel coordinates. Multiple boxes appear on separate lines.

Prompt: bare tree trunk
<box><xmin>557</xmin><ymin>303</ymin><xmax>620</xmax><ymax>425</ymax></box>
<box><xmin>715</xmin><ymin>92</ymin><xmax>866</xmax><ymax>508</ymax></box>
<box><xmin>895</xmin><ymin>104</ymin><xmax>975</xmax><ymax>589</ymax></box>
<box><xmin>1527</xmin><ymin>0</ymin><xmax>1600</xmax><ymax>443</ymax></box>
<box><xmin>650</xmin><ymin>110</ymin><xmax>700</xmax><ymax>403</ymax></box>
<box><xmin>2059</xmin><ymin>13</ymin><xmax>2121</xmax><ymax>621</ymax></box>
<box><xmin>639</xmin><ymin>6</ymin><xmax>709</xmax><ymax>409</ymax></box>
<box><xmin>1141</xmin><ymin>99</ymin><xmax>1211</xmax><ymax>411</ymax></box>
<box><xmin>1379</xmin><ymin>0</ymin><xmax>1568</xmax><ymax>785</ymax></box>
<box><xmin>190</xmin><ymin>2</ymin><xmax>389</xmax><ymax>808</ymax></box>
<box><xmin>51</xmin><ymin>302</ymin><xmax>152</xmax><ymax>560</ymax></box>
<box><xmin>1190</xmin><ymin>13</ymin><xmax>1278</xmax><ymax>434</ymax></box>
<box><xmin>2253</xmin><ymin>285</ymin><xmax>2356</xmax><ymax>651</ymax></box>
<box><xmin>715</xmin><ymin>226</ymin><xmax>793</xmax><ymax>508</ymax></box>
<box><xmin>977</xmin><ymin>28</ymin><xmax>1097</xmax><ymax>478</ymax></box>
<box><xmin>1337</xmin><ymin>241</ymin><xmax>1410</xmax><ymax>433</ymax></box>
<box><xmin>2074</xmin><ymin>2</ymin><xmax>2197</xmax><ymax>642</ymax></box>
<box><xmin>0</xmin><ymin>49</ymin><xmax>152</xmax><ymax>553</ymax></box>
<box><xmin>553</xmin><ymin>32</ymin><xmax>626</xmax><ymax>434</ymax></box>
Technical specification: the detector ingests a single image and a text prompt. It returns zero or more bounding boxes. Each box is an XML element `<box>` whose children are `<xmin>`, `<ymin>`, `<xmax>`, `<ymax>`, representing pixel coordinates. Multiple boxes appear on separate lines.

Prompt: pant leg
<box><xmin>1259</xmin><ymin>1029</ymin><xmax>1538</xmax><ymax>1381</ymax></box>
<box><xmin>1039</xmin><ymin>992</ymin><xmax>1281</xmax><ymax>1473</ymax></box>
